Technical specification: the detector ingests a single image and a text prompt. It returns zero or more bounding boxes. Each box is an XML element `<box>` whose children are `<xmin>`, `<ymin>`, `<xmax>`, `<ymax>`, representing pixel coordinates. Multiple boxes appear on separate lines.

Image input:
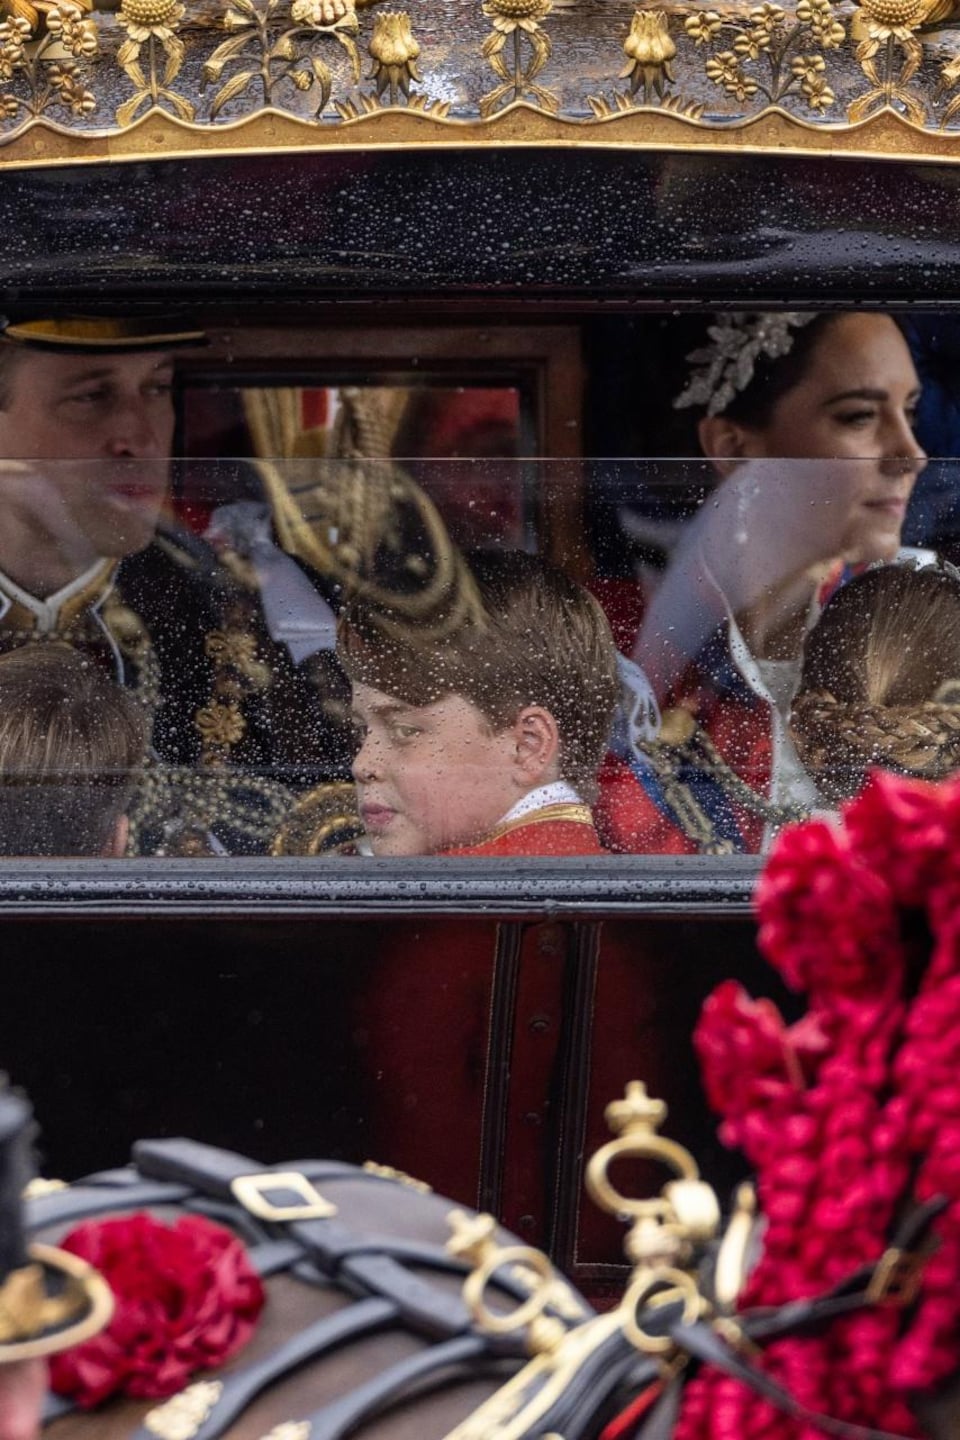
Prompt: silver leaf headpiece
<box><xmin>673</xmin><ymin>312</ymin><xmax>819</xmax><ymax>417</ymax></box>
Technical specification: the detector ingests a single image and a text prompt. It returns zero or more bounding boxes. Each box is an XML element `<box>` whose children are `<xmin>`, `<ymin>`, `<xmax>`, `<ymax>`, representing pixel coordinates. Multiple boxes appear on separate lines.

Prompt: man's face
<box><xmin>0</xmin><ymin>349</ymin><xmax>176</xmax><ymax>559</ymax></box>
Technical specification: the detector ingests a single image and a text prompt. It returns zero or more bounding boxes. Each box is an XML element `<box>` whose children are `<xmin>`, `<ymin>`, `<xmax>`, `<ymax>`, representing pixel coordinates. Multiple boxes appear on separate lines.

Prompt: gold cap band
<box><xmin>1</xmin><ymin>316</ymin><xmax>207</xmax><ymax>352</ymax></box>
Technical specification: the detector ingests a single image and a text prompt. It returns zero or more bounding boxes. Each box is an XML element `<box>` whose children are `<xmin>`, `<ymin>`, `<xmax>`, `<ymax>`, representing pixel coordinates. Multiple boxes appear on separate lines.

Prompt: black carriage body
<box><xmin>0</xmin><ymin>142</ymin><xmax>947</xmax><ymax>1295</ymax></box>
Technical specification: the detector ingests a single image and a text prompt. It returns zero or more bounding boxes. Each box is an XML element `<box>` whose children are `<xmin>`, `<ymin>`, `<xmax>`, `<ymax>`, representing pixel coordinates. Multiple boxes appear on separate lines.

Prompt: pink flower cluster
<box><xmin>675</xmin><ymin>771</ymin><xmax>960</xmax><ymax>1440</ymax></box>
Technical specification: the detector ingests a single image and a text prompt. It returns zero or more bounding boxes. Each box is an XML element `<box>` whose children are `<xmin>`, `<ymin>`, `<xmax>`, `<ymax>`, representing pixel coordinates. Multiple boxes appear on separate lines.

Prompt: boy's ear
<box><xmin>511</xmin><ymin>706</ymin><xmax>560</xmax><ymax>786</ymax></box>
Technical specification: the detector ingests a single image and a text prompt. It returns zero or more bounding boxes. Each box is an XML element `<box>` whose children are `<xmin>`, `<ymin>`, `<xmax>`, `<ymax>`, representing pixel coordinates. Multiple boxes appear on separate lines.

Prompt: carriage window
<box><xmin>0</xmin><ymin>310</ymin><xmax>957</xmax><ymax>859</ymax></box>
<box><xmin>0</xmin><ymin>447</ymin><xmax>954</xmax><ymax>859</ymax></box>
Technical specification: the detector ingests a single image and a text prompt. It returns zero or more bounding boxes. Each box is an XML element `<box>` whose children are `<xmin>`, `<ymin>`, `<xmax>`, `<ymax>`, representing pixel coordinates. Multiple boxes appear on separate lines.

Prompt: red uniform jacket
<box><xmin>443</xmin><ymin>803</ymin><xmax>606</xmax><ymax>857</ymax></box>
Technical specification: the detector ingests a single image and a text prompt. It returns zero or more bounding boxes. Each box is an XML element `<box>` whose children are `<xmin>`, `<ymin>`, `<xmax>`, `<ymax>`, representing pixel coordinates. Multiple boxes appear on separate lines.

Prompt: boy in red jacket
<box><xmin>339</xmin><ymin>551</ymin><xmax>619</xmax><ymax>856</ymax></box>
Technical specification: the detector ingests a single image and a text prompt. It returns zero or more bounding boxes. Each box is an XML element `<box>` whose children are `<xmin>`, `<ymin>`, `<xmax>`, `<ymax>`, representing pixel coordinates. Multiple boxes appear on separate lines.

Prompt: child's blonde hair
<box><xmin>0</xmin><ymin>642</ymin><xmax>147</xmax><ymax>854</ymax></box>
<box><xmin>338</xmin><ymin>550</ymin><xmax>619</xmax><ymax>800</ymax></box>
<box><xmin>791</xmin><ymin>565</ymin><xmax>960</xmax><ymax>803</ymax></box>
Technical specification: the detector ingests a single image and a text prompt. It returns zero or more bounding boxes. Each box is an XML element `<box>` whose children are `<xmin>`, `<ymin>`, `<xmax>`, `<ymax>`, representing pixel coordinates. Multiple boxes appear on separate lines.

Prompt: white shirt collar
<box><xmin>0</xmin><ymin>559</ymin><xmax>112</xmax><ymax>634</ymax></box>
<box><xmin>499</xmin><ymin>780</ymin><xmax>582</xmax><ymax>826</ymax></box>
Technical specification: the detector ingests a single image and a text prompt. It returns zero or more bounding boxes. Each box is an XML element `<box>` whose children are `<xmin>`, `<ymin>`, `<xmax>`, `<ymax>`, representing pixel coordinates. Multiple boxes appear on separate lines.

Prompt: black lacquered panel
<box><xmin>3</xmin><ymin>149</ymin><xmax>960</xmax><ymax>306</ymax></box>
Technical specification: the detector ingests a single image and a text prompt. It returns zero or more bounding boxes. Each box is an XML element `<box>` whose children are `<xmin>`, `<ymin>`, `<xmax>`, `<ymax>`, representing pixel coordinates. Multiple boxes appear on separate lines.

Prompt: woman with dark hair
<box><xmin>597</xmin><ymin>311</ymin><xmax>928</xmax><ymax>854</ymax></box>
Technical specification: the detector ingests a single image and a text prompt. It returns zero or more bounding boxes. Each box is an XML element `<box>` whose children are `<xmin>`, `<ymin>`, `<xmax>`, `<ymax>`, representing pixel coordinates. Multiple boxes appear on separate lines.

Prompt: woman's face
<box><xmin>717</xmin><ymin>313</ymin><xmax>926</xmax><ymax>565</ymax></box>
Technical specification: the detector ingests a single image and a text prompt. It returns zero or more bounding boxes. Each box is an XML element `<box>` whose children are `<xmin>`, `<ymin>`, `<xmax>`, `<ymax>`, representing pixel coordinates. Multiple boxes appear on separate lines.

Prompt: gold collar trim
<box><xmin>481</xmin><ymin>803</ymin><xmax>595</xmax><ymax>845</ymax></box>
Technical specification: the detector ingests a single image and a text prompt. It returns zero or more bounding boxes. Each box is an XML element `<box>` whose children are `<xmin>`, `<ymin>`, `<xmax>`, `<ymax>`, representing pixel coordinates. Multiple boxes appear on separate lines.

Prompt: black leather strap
<box><xmin>129</xmin><ymin>1298</ymin><xmax>398</xmax><ymax>1440</ymax></box>
<box><xmin>133</xmin><ymin>1138</ymin><xmax>287</xmax><ymax>1198</ymax></box>
<box><xmin>38</xmin><ymin>1141</ymin><xmax>593</xmax><ymax>1439</ymax></box>
<box><xmin>540</xmin><ymin>1334</ymin><xmax>658</xmax><ymax>1438</ymax></box>
<box><xmin>636</xmin><ymin>1378</ymin><xmax>683</xmax><ymax>1440</ymax></box>
<box><xmin>131</xmin><ymin>1139</ymin><xmax>573</xmax><ymax>1346</ymax></box>
<box><xmin>25</xmin><ymin>1178</ymin><xmax>194</xmax><ymax>1231</ymax></box>
<box><xmin>296</xmin><ymin>1334</ymin><xmax>491</xmax><ymax>1440</ymax></box>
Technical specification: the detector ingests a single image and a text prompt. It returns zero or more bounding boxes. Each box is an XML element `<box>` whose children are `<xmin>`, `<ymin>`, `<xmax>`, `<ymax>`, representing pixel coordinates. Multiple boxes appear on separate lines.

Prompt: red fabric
<box><xmin>444</xmin><ymin>816</ymin><xmax>606</xmax><ymax>857</ymax></box>
<box><xmin>594</xmin><ymin>689</ymin><xmax>775</xmax><ymax>856</ymax></box>
<box><xmin>301</xmin><ymin>388</ymin><xmax>330</xmax><ymax>430</ymax></box>
<box><xmin>595</xmin><ymin>752</ymin><xmax>697</xmax><ymax>855</ymax></box>
<box><xmin>418</xmin><ymin>389</ymin><xmax>519</xmax><ymax>457</ymax></box>
<box><xmin>587</xmin><ymin>577</ymin><xmax>647</xmax><ymax>656</ymax></box>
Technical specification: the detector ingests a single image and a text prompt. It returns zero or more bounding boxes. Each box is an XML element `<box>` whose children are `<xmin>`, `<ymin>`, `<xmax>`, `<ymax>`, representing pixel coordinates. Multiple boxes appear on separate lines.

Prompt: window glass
<box><xmin>0</xmin><ymin>452</ymin><xmax>953</xmax><ymax>858</ymax></box>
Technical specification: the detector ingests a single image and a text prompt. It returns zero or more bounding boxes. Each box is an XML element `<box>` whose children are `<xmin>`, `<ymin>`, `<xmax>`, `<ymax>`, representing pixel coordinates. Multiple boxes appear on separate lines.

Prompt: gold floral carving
<box><xmin>936</xmin><ymin>49</ymin><xmax>960</xmax><ymax>124</ymax></box>
<box><xmin>686</xmin><ymin>0</ymin><xmax>845</xmax><ymax>113</ymax></box>
<box><xmin>849</xmin><ymin>0</ymin><xmax>926</xmax><ymax>122</ymax></box>
<box><xmin>621</xmin><ymin>10</ymin><xmax>676</xmax><ymax>101</ymax></box>
<box><xmin>335</xmin><ymin>10</ymin><xmax>448</xmax><ymax>117</ymax></box>
<box><xmin>0</xmin><ymin>0</ymin><xmax>96</xmax><ymax>122</ymax></box>
<box><xmin>115</xmin><ymin>0</ymin><xmax>192</xmax><ymax>123</ymax></box>
<box><xmin>588</xmin><ymin>10</ymin><xmax>704</xmax><ymax>119</ymax></box>
<box><xmin>479</xmin><ymin>0</ymin><xmax>558</xmax><ymax>118</ymax></box>
<box><xmin>367</xmin><ymin>10</ymin><xmax>417</xmax><ymax>101</ymax></box>
<box><xmin>5</xmin><ymin>0</ymin><xmax>960</xmax><ymax>164</ymax></box>
<box><xmin>203</xmin><ymin>0</ymin><xmax>359</xmax><ymax>120</ymax></box>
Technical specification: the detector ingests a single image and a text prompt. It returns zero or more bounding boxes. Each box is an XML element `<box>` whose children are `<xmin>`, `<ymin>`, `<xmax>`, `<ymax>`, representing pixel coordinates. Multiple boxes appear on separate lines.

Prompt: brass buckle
<box><xmin>865</xmin><ymin>1246</ymin><xmax>928</xmax><ymax>1308</ymax></box>
<box><xmin>230</xmin><ymin>1171</ymin><xmax>337</xmax><ymax>1222</ymax></box>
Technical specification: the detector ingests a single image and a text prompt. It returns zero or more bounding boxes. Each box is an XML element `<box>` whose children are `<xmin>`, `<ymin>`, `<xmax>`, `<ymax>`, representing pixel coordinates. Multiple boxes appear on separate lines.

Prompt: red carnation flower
<box><xmin>49</xmin><ymin>1213</ymin><xmax>265</xmax><ymax>1408</ymax></box>
<box><xmin>757</xmin><ymin>818</ymin><xmax>902</xmax><ymax>1001</ymax></box>
<box><xmin>694</xmin><ymin>981</ymin><xmax>829</xmax><ymax>1159</ymax></box>
<box><xmin>842</xmin><ymin>771</ymin><xmax>956</xmax><ymax>910</ymax></box>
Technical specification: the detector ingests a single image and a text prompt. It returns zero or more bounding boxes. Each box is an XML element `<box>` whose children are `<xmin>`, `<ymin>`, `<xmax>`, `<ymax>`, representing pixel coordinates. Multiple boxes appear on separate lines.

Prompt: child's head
<box><xmin>0</xmin><ymin>642</ymin><xmax>148</xmax><ymax>855</ymax></box>
<box><xmin>791</xmin><ymin>564</ymin><xmax>960</xmax><ymax>804</ymax></box>
<box><xmin>338</xmin><ymin>550</ymin><xmax>619</xmax><ymax>855</ymax></box>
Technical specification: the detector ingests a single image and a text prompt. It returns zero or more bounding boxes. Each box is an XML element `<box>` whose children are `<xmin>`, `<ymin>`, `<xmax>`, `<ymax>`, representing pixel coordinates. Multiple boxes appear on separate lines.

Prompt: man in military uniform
<box><xmin>0</xmin><ymin>317</ymin><xmax>353</xmax><ymax>853</ymax></box>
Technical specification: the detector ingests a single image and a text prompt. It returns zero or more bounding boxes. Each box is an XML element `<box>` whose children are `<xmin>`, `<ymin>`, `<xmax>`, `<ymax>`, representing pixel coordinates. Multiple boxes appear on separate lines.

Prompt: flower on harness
<box><xmin>48</xmin><ymin>1213</ymin><xmax>264</xmax><ymax>1407</ymax></box>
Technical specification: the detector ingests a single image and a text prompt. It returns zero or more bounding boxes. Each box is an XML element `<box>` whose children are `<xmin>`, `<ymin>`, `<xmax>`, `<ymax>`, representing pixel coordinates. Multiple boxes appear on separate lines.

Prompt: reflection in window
<box><xmin>339</xmin><ymin>549</ymin><xmax>618</xmax><ymax>858</ymax></box>
<box><xmin>3</xmin><ymin>311</ymin><xmax>960</xmax><ymax>859</ymax></box>
<box><xmin>594</xmin><ymin>310</ymin><xmax>933</xmax><ymax>857</ymax></box>
<box><xmin>0</xmin><ymin>454</ymin><xmax>958</xmax><ymax>858</ymax></box>
<box><xmin>178</xmin><ymin>382</ymin><xmax>533</xmax><ymax>552</ymax></box>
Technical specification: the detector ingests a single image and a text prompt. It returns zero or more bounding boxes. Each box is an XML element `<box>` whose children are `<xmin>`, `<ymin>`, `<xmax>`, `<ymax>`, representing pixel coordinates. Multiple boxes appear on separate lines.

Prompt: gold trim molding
<box><xmin>5</xmin><ymin>0</ymin><xmax>960</xmax><ymax>169</ymax></box>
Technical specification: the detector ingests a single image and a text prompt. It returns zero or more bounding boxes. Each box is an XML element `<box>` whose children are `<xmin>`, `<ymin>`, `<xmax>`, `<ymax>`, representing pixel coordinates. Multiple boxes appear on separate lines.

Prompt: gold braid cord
<box><xmin>244</xmin><ymin>383</ymin><xmax>483</xmax><ymax>643</ymax></box>
<box><xmin>256</xmin><ymin>459</ymin><xmax>483</xmax><ymax>643</ymax></box>
<box><xmin>636</xmin><ymin>710</ymin><xmax>809</xmax><ymax>854</ymax></box>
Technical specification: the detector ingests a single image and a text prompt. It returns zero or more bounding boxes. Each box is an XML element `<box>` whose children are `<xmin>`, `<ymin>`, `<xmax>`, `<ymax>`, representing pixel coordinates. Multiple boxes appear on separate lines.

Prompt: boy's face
<box><xmin>350</xmin><ymin>681</ymin><xmax>522</xmax><ymax>856</ymax></box>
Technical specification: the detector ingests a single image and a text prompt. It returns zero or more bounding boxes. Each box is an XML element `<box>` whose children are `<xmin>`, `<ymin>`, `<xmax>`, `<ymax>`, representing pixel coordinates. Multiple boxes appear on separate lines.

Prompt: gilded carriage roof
<box><xmin>4</xmin><ymin>0</ymin><xmax>960</xmax><ymax>169</ymax></box>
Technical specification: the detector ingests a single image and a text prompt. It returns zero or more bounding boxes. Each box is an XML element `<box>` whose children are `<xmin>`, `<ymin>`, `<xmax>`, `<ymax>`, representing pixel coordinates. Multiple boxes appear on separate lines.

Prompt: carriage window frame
<box><xmin>4</xmin><ymin>137</ymin><xmax>955</xmax><ymax>917</ymax></box>
<box><xmin>0</xmin><ymin>322</ymin><xmax>928</xmax><ymax>918</ymax></box>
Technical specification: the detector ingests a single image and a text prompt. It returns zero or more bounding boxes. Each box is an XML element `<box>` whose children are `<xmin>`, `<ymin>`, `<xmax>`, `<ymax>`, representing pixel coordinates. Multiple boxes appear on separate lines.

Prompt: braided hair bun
<box><xmin>791</xmin><ymin>563</ymin><xmax>960</xmax><ymax>803</ymax></box>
